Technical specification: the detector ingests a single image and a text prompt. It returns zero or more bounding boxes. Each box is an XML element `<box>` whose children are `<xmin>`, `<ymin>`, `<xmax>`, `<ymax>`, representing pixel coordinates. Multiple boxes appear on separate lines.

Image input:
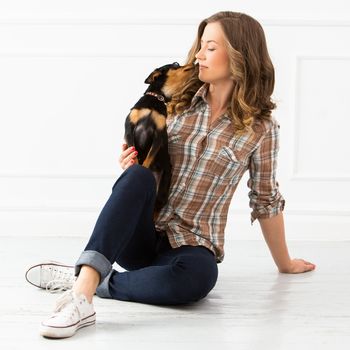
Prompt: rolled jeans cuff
<box><xmin>95</xmin><ymin>270</ymin><xmax>114</xmax><ymax>298</ymax></box>
<box><xmin>75</xmin><ymin>250</ymin><xmax>112</xmax><ymax>283</ymax></box>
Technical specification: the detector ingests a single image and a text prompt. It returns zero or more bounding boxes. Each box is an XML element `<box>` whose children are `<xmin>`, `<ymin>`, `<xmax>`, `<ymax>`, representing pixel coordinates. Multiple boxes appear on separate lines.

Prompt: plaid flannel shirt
<box><xmin>154</xmin><ymin>83</ymin><xmax>285</xmax><ymax>262</ymax></box>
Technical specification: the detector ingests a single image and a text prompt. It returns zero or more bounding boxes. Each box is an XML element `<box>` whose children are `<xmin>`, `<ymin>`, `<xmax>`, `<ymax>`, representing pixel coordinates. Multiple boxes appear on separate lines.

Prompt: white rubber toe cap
<box><xmin>25</xmin><ymin>265</ymin><xmax>42</xmax><ymax>288</ymax></box>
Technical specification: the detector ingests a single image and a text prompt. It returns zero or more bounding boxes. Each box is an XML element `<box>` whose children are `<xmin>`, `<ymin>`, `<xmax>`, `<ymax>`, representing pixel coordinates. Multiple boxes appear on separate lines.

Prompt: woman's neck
<box><xmin>207</xmin><ymin>80</ymin><xmax>234</xmax><ymax>112</ymax></box>
<box><xmin>206</xmin><ymin>80</ymin><xmax>234</xmax><ymax>123</ymax></box>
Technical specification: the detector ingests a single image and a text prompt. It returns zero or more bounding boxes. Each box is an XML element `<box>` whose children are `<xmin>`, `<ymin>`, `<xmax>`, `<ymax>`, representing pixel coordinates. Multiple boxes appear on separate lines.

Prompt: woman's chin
<box><xmin>198</xmin><ymin>74</ymin><xmax>210</xmax><ymax>83</ymax></box>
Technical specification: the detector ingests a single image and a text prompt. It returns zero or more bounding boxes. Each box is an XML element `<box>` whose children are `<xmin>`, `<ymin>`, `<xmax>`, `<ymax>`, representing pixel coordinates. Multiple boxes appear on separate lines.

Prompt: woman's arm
<box><xmin>258</xmin><ymin>212</ymin><xmax>316</xmax><ymax>273</ymax></box>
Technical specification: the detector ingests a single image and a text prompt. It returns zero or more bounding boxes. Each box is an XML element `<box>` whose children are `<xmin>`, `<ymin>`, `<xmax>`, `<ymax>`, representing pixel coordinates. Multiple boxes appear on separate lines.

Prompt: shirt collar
<box><xmin>189</xmin><ymin>82</ymin><xmax>231</xmax><ymax>123</ymax></box>
<box><xmin>189</xmin><ymin>83</ymin><xmax>209</xmax><ymax>109</ymax></box>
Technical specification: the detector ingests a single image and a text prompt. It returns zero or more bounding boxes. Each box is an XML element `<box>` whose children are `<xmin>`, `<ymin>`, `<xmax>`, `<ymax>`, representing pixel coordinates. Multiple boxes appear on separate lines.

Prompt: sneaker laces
<box><xmin>53</xmin><ymin>290</ymin><xmax>75</xmax><ymax>313</ymax></box>
<box><xmin>45</xmin><ymin>267</ymin><xmax>76</xmax><ymax>293</ymax></box>
<box><xmin>46</xmin><ymin>279</ymin><xmax>74</xmax><ymax>293</ymax></box>
<box><xmin>51</xmin><ymin>290</ymin><xmax>82</xmax><ymax>321</ymax></box>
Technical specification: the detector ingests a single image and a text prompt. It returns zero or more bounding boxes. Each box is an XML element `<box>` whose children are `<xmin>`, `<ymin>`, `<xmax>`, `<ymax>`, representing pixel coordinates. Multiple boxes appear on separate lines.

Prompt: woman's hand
<box><xmin>119</xmin><ymin>143</ymin><xmax>138</xmax><ymax>170</ymax></box>
<box><xmin>278</xmin><ymin>259</ymin><xmax>316</xmax><ymax>274</ymax></box>
<box><xmin>258</xmin><ymin>214</ymin><xmax>316</xmax><ymax>275</ymax></box>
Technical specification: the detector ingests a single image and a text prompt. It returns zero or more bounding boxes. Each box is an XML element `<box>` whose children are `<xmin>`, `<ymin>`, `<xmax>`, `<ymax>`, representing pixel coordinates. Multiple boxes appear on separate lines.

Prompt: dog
<box><xmin>124</xmin><ymin>62</ymin><xmax>194</xmax><ymax>220</ymax></box>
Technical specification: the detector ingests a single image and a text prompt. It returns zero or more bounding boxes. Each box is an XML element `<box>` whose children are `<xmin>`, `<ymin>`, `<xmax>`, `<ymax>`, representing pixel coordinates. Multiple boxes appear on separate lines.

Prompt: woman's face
<box><xmin>195</xmin><ymin>22</ymin><xmax>231</xmax><ymax>84</ymax></box>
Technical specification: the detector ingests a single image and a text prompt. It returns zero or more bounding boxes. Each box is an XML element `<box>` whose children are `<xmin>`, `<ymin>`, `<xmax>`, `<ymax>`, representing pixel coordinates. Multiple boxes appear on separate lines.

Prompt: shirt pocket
<box><xmin>209</xmin><ymin>146</ymin><xmax>243</xmax><ymax>181</ymax></box>
<box><xmin>167</xmin><ymin>134</ymin><xmax>183</xmax><ymax>162</ymax></box>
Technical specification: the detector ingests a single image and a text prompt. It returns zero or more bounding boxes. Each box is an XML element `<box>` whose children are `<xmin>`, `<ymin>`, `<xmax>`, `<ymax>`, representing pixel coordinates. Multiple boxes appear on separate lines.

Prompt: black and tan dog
<box><xmin>124</xmin><ymin>62</ymin><xmax>193</xmax><ymax>218</ymax></box>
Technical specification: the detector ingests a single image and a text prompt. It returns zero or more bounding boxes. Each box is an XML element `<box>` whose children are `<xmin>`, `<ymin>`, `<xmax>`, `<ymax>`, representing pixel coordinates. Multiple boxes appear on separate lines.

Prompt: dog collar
<box><xmin>145</xmin><ymin>92</ymin><xmax>167</xmax><ymax>104</ymax></box>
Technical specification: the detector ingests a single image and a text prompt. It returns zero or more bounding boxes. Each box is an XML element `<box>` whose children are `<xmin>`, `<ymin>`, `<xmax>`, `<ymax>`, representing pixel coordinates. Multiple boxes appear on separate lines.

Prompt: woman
<box><xmin>26</xmin><ymin>11</ymin><xmax>316</xmax><ymax>339</ymax></box>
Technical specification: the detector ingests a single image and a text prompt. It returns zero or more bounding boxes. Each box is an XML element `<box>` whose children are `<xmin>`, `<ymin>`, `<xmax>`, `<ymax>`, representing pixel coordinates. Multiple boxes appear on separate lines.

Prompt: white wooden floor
<box><xmin>1</xmin><ymin>236</ymin><xmax>349</xmax><ymax>349</ymax></box>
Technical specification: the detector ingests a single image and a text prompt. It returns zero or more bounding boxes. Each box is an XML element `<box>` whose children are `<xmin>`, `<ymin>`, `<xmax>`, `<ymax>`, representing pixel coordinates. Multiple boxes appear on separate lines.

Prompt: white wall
<box><xmin>0</xmin><ymin>0</ymin><xmax>349</xmax><ymax>241</ymax></box>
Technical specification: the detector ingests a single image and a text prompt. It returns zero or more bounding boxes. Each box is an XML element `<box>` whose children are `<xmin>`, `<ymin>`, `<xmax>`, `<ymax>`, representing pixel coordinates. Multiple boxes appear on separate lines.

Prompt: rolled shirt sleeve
<box><xmin>247</xmin><ymin>119</ymin><xmax>285</xmax><ymax>224</ymax></box>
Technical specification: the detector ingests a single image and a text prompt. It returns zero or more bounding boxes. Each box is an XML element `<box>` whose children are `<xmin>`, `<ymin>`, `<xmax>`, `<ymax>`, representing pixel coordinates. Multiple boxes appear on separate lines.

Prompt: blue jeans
<box><xmin>75</xmin><ymin>164</ymin><xmax>218</xmax><ymax>305</ymax></box>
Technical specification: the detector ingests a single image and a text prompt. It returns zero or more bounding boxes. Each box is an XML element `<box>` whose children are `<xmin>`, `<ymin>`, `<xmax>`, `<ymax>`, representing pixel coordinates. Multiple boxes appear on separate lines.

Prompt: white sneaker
<box><xmin>25</xmin><ymin>261</ymin><xmax>75</xmax><ymax>293</ymax></box>
<box><xmin>40</xmin><ymin>290</ymin><xmax>96</xmax><ymax>338</ymax></box>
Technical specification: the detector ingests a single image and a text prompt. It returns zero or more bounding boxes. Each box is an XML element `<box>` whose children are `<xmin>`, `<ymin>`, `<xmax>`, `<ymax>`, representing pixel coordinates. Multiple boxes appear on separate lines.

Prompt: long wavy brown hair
<box><xmin>167</xmin><ymin>11</ymin><xmax>277</xmax><ymax>134</ymax></box>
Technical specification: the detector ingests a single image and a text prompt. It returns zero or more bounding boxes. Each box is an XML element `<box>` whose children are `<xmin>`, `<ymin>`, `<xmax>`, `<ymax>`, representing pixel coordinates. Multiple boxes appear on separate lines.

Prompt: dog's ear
<box><xmin>145</xmin><ymin>69</ymin><xmax>161</xmax><ymax>84</ymax></box>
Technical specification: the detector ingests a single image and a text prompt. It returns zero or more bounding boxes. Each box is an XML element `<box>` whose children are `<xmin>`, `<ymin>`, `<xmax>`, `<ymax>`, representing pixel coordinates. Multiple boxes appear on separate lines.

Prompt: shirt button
<box><xmin>181</xmin><ymin>182</ymin><xmax>186</xmax><ymax>187</ymax></box>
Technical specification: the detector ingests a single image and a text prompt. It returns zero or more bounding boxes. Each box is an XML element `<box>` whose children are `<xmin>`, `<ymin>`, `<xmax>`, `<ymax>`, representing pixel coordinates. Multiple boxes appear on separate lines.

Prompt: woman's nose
<box><xmin>195</xmin><ymin>50</ymin><xmax>204</xmax><ymax>61</ymax></box>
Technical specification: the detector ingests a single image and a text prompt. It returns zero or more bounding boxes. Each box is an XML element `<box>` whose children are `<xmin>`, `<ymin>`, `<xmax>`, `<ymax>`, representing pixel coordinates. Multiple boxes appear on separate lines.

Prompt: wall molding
<box><xmin>290</xmin><ymin>175</ymin><xmax>350</xmax><ymax>182</ymax></box>
<box><xmin>291</xmin><ymin>55</ymin><xmax>350</xmax><ymax>182</ymax></box>
<box><xmin>0</xmin><ymin>52</ymin><xmax>180</xmax><ymax>58</ymax></box>
<box><xmin>0</xmin><ymin>18</ymin><xmax>350</xmax><ymax>27</ymax></box>
<box><xmin>0</xmin><ymin>202</ymin><xmax>349</xmax><ymax>216</ymax></box>
<box><xmin>0</xmin><ymin>52</ymin><xmax>167</xmax><ymax>180</ymax></box>
<box><xmin>0</xmin><ymin>172</ymin><xmax>118</xmax><ymax>179</ymax></box>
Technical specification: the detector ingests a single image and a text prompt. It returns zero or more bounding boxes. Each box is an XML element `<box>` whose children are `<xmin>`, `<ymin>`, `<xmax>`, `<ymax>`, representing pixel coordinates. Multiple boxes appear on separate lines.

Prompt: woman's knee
<box><xmin>113</xmin><ymin>164</ymin><xmax>156</xmax><ymax>192</ymax></box>
<box><xmin>170</xmin><ymin>253</ymin><xmax>218</xmax><ymax>304</ymax></box>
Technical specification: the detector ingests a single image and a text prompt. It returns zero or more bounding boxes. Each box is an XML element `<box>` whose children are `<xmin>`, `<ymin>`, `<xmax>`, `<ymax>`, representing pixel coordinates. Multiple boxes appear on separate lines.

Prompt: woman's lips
<box><xmin>199</xmin><ymin>65</ymin><xmax>208</xmax><ymax>69</ymax></box>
